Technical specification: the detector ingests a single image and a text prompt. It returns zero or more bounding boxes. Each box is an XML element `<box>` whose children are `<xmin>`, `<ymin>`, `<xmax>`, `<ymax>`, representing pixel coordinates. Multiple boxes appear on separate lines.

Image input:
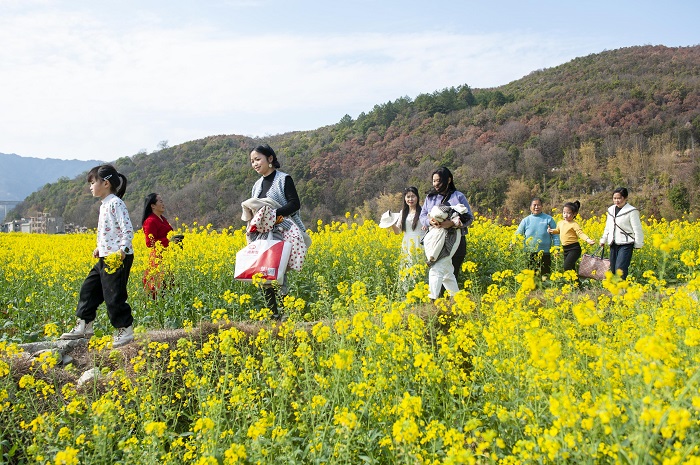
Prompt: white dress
<box><xmin>397</xmin><ymin>213</ymin><xmax>426</xmax><ymax>293</ymax></box>
<box><xmin>401</xmin><ymin>213</ymin><xmax>424</xmax><ymax>257</ymax></box>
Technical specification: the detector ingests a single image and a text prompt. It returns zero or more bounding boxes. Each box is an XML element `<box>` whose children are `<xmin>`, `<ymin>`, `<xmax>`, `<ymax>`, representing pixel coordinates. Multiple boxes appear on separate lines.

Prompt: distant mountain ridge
<box><xmin>0</xmin><ymin>153</ymin><xmax>102</xmax><ymax>201</ymax></box>
<box><xmin>9</xmin><ymin>45</ymin><xmax>700</xmax><ymax>228</ymax></box>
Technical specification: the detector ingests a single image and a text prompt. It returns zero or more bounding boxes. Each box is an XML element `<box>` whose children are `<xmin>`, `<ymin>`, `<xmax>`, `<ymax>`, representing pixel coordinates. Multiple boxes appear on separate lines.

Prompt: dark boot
<box><xmin>264</xmin><ymin>287</ymin><xmax>282</xmax><ymax>320</ymax></box>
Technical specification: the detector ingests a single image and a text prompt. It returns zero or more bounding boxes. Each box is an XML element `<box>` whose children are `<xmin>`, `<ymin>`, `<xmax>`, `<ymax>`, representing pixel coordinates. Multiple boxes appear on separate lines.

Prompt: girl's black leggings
<box><xmin>563</xmin><ymin>243</ymin><xmax>582</xmax><ymax>272</ymax></box>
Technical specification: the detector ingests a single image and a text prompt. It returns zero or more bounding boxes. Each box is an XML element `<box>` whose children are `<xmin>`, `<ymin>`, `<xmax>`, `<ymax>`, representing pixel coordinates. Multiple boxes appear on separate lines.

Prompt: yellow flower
<box><xmin>333</xmin><ymin>407</ymin><xmax>358</xmax><ymax>430</ymax></box>
<box><xmin>526</xmin><ymin>329</ymin><xmax>561</xmax><ymax>375</ymax></box>
<box><xmin>293</xmin><ymin>342</ymin><xmax>313</xmax><ymax>361</ymax></box>
<box><xmin>223</xmin><ymin>443</ymin><xmax>247</xmax><ymax>464</ymax></box>
<box><xmin>516</xmin><ymin>269</ymin><xmax>536</xmax><ymax>293</ymax></box>
<box><xmin>54</xmin><ymin>446</ymin><xmax>79</xmax><ymax>465</ymax></box>
<box><xmin>194</xmin><ymin>457</ymin><xmax>218</xmax><ymax>465</ymax></box>
<box><xmin>332</xmin><ymin>349</ymin><xmax>354</xmax><ymax>370</ymax></box>
<box><xmin>33</xmin><ymin>350</ymin><xmax>60</xmax><ymax>373</ymax></box>
<box><xmin>312</xmin><ymin>322</ymin><xmax>331</xmax><ymax>342</ymax></box>
<box><xmin>392</xmin><ymin>417</ymin><xmax>421</xmax><ymax>444</ymax></box>
<box><xmin>144</xmin><ymin>421</ymin><xmax>167</xmax><ymax>438</ymax></box>
<box><xmin>43</xmin><ymin>323</ymin><xmax>59</xmax><ymax>338</ymax></box>
<box><xmin>462</xmin><ymin>260</ymin><xmax>478</xmax><ymax>273</ymax></box>
<box><xmin>311</xmin><ymin>395</ymin><xmax>328</xmax><ymax>413</ymax></box>
<box><xmin>19</xmin><ymin>374</ymin><xmax>35</xmax><ymax>389</ymax></box>
<box><xmin>397</xmin><ymin>392</ymin><xmax>423</xmax><ymax>418</ymax></box>
<box><xmin>680</xmin><ymin>250</ymin><xmax>697</xmax><ymax>267</ymax></box>
<box><xmin>211</xmin><ymin>308</ymin><xmax>229</xmax><ymax>324</ymax></box>
<box><xmin>684</xmin><ymin>327</ymin><xmax>700</xmax><ymax>347</ymax></box>
<box><xmin>247</xmin><ymin>411</ymin><xmax>273</xmax><ymax>439</ymax></box>
<box><xmin>651</xmin><ymin>233</ymin><xmax>681</xmax><ymax>253</ymax></box>
<box><xmin>414</xmin><ymin>352</ymin><xmax>433</xmax><ymax>369</ymax></box>
<box><xmin>58</xmin><ymin>427</ymin><xmax>71</xmax><ymax>441</ymax></box>
<box><xmin>103</xmin><ymin>252</ymin><xmax>123</xmax><ymax>274</ymax></box>
<box><xmin>193</xmin><ymin>417</ymin><xmax>215</xmax><ymax>434</ymax></box>
<box><xmin>88</xmin><ymin>335</ymin><xmax>112</xmax><ymax>352</ymax></box>
<box><xmin>572</xmin><ymin>299</ymin><xmax>601</xmax><ymax>326</ymax></box>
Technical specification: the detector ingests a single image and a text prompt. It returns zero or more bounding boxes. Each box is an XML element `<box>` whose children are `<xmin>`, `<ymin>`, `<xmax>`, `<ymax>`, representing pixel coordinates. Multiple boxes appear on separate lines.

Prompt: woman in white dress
<box><xmin>390</xmin><ymin>187</ymin><xmax>426</xmax><ymax>288</ymax></box>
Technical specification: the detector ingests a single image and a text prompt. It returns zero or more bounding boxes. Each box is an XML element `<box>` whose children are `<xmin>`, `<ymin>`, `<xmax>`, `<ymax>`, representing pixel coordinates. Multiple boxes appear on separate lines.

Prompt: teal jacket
<box><xmin>515</xmin><ymin>213</ymin><xmax>560</xmax><ymax>252</ymax></box>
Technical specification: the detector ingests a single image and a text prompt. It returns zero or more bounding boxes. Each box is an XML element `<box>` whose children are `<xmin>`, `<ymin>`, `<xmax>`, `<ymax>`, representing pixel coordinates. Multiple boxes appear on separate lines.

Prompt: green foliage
<box><xmin>669</xmin><ymin>184</ymin><xmax>690</xmax><ymax>214</ymax></box>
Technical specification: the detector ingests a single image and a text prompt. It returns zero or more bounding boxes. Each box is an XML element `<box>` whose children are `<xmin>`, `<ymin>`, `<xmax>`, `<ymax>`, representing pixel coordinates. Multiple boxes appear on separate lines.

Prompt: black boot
<box><xmin>264</xmin><ymin>287</ymin><xmax>282</xmax><ymax>320</ymax></box>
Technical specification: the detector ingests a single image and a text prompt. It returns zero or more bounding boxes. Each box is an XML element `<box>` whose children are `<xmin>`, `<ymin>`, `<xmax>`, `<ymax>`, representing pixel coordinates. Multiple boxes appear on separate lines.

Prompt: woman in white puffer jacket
<box><xmin>599</xmin><ymin>187</ymin><xmax>644</xmax><ymax>279</ymax></box>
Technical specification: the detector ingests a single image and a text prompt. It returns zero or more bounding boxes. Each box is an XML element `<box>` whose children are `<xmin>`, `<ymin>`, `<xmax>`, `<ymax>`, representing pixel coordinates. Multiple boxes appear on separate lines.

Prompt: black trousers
<box><xmin>563</xmin><ymin>243</ymin><xmax>582</xmax><ymax>272</ymax></box>
<box><xmin>529</xmin><ymin>252</ymin><xmax>551</xmax><ymax>276</ymax></box>
<box><xmin>76</xmin><ymin>254</ymin><xmax>134</xmax><ymax>329</ymax></box>
<box><xmin>451</xmin><ymin>235</ymin><xmax>467</xmax><ymax>284</ymax></box>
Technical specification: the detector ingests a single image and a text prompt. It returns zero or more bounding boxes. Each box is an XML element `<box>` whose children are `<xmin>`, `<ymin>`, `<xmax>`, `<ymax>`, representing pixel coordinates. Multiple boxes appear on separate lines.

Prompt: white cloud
<box><xmin>0</xmin><ymin>8</ymin><xmax>604</xmax><ymax>160</ymax></box>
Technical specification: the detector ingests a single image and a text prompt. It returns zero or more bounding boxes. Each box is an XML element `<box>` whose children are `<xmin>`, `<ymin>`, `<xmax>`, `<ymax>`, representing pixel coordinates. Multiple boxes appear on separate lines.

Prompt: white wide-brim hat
<box><xmin>379</xmin><ymin>210</ymin><xmax>400</xmax><ymax>228</ymax></box>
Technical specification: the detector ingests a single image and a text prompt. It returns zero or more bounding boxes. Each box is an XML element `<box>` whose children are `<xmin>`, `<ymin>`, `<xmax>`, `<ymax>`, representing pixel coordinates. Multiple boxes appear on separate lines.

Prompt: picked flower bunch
<box><xmin>104</xmin><ymin>252</ymin><xmax>123</xmax><ymax>274</ymax></box>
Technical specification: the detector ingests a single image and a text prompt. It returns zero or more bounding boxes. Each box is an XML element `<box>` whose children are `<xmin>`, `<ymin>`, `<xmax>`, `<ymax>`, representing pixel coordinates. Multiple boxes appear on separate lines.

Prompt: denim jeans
<box><xmin>609</xmin><ymin>243</ymin><xmax>635</xmax><ymax>279</ymax></box>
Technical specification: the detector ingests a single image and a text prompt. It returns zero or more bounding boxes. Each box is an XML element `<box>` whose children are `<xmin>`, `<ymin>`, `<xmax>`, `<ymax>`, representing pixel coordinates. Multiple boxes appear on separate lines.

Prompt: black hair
<box><xmin>427</xmin><ymin>167</ymin><xmax>457</xmax><ymax>198</ymax></box>
<box><xmin>399</xmin><ymin>186</ymin><xmax>422</xmax><ymax>232</ymax></box>
<box><xmin>563</xmin><ymin>200</ymin><xmax>581</xmax><ymax>215</ymax></box>
<box><xmin>87</xmin><ymin>164</ymin><xmax>127</xmax><ymax>198</ymax></box>
<box><xmin>142</xmin><ymin>193</ymin><xmax>159</xmax><ymax>224</ymax></box>
<box><xmin>252</xmin><ymin>144</ymin><xmax>281</xmax><ymax>169</ymax></box>
<box><xmin>613</xmin><ymin>187</ymin><xmax>629</xmax><ymax>198</ymax></box>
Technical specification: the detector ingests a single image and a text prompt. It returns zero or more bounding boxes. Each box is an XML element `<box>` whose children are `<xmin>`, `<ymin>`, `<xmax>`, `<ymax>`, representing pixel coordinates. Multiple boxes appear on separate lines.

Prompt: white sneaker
<box><xmin>60</xmin><ymin>319</ymin><xmax>94</xmax><ymax>340</ymax></box>
<box><xmin>112</xmin><ymin>326</ymin><xmax>134</xmax><ymax>348</ymax></box>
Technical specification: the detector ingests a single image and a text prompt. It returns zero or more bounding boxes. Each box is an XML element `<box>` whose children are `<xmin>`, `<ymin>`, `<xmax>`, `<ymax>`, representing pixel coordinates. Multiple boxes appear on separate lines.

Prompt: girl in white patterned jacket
<box><xmin>61</xmin><ymin>164</ymin><xmax>135</xmax><ymax>347</ymax></box>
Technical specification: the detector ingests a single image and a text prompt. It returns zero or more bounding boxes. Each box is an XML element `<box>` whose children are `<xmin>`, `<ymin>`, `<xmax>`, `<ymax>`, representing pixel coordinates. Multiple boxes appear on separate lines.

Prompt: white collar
<box><xmin>101</xmin><ymin>193</ymin><xmax>116</xmax><ymax>204</ymax></box>
<box><xmin>609</xmin><ymin>203</ymin><xmax>635</xmax><ymax>215</ymax></box>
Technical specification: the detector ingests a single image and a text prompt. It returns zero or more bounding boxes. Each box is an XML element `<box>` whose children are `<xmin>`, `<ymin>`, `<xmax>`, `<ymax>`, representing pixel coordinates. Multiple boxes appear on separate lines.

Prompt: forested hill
<box><xmin>11</xmin><ymin>45</ymin><xmax>700</xmax><ymax>229</ymax></box>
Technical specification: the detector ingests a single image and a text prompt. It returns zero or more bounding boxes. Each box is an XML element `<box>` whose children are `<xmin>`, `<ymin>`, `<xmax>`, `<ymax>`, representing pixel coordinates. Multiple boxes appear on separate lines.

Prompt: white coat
<box><xmin>600</xmin><ymin>203</ymin><xmax>644</xmax><ymax>248</ymax></box>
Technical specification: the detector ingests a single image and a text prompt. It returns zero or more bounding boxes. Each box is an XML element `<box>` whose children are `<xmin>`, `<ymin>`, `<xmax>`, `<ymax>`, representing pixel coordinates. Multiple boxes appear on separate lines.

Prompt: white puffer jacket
<box><xmin>600</xmin><ymin>203</ymin><xmax>644</xmax><ymax>248</ymax></box>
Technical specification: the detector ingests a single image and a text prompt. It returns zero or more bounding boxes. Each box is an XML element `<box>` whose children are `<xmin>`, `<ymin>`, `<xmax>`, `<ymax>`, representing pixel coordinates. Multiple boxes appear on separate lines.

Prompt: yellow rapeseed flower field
<box><xmin>1</xmin><ymin>214</ymin><xmax>700</xmax><ymax>463</ymax></box>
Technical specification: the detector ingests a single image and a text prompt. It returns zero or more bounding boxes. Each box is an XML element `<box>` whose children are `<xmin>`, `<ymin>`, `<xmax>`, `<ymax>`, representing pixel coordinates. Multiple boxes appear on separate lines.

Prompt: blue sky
<box><xmin>1</xmin><ymin>0</ymin><xmax>698</xmax><ymax>161</ymax></box>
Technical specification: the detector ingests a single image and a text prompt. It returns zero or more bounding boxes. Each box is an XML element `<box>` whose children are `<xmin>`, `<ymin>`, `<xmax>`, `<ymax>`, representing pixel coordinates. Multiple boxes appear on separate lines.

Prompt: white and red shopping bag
<box><xmin>234</xmin><ymin>238</ymin><xmax>292</xmax><ymax>283</ymax></box>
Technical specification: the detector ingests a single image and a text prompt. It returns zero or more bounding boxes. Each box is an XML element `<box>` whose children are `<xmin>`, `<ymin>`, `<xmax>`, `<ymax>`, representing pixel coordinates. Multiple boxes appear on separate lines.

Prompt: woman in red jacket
<box><xmin>142</xmin><ymin>193</ymin><xmax>174</xmax><ymax>298</ymax></box>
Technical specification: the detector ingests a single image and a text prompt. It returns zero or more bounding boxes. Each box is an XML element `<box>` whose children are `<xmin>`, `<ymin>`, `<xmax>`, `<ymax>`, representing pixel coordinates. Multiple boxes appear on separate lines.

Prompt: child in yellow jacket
<box><xmin>548</xmin><ymin>200</ymin><xmax>596</xmax><ymax>273</ymax></box>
